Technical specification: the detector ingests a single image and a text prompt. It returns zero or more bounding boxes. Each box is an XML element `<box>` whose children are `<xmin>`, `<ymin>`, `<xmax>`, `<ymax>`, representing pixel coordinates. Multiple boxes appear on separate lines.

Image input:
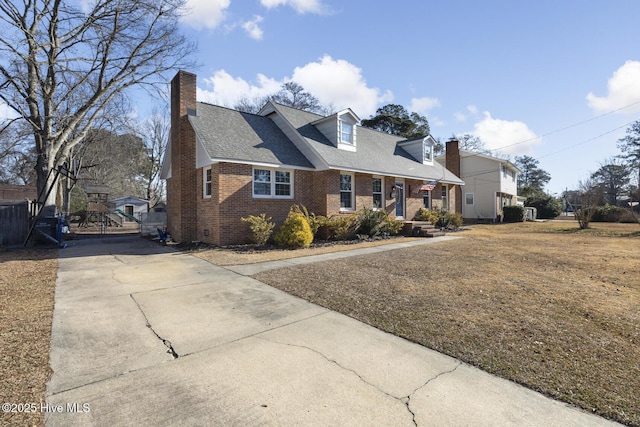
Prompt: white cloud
<box><xmin>196</xmin><ymin>56</ymin><xmax>393</xmax><ymax>117</ymax></box>
<box><xmin>409</xmin><ymin>97</ymin><xmax>440</xmax><ymax>116</ymax></box>
<box><xmin>242</xmin><ymin>15</ymin><xmax>264</xmax><ymax>40</ymax></box>
<box><xmin>472</xmin><ymin>112</ymin><xmax>540</xmax><ymax>155</ymax></box>
<box><xmin>181</xmin><ymin>0</ymin><xmax>230</xmax><ymax>30</ymax></box>
<box><xmin>291</xmin><ymin>55</ymin><xmax>393</xmax><ymax>117</ymax></box>
<box><xmin>587</xmin><ymin>60</ymin><xmax>640</xmax><ymax>114</ymax></box>
<box><xmin>454</xmin><ymin>104</ymin><xmax>479</xmax><ymax>122</ymax></box>
<box><xmin>197</xmin><ymin>70</ymin><xmax>282</xmax><ymax>107</ymax></box>
<box><xmin>260</xmin><ymin>0</ymin><xmax>329</xmax><ymax>14</ymax></box>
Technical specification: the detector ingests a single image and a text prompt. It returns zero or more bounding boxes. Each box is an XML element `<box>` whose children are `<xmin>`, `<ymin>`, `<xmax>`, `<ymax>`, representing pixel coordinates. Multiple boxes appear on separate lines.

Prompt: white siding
<box><xmin>460</xmin><ymin>155</ymin><xmax>501</xmax><ymax>219</ymax></box>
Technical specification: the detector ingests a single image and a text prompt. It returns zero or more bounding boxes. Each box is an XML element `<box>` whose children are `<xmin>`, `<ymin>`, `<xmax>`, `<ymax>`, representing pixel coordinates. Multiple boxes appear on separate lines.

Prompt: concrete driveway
<box><xmin>46</xmin><ymin>236</ymin><xmax>620</xmax><ymax>426</ymax></box>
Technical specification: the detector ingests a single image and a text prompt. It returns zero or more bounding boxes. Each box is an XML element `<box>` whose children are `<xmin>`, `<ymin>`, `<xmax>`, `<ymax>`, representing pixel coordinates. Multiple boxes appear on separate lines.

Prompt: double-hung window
<box><xmin>340</xmin><ymin>121</ymin><xmax>354</xmax><ymax>144</ymax></box>
<box><xmin>253</xmin><ymin>168</ymin><xmax>293</xmax><ymax>198</ymax></box>
<box><xmin>372</xmin><ymin>177</ymin><xmax>383</xmax><ymax>209</ymax></box>
<box><xmin>340</xmin><ymin>173</ymin><xmax>354</xmax><ymax>210</ymax></box>
<box><xmin>423</xmin><ymin>139</ymin><xmax>433</xmax><ymax>163</ymax></box>
<box><xmin>203</xmin><ymin>167</ymin><xmax>212</xmax><ymax>198</ymax></box>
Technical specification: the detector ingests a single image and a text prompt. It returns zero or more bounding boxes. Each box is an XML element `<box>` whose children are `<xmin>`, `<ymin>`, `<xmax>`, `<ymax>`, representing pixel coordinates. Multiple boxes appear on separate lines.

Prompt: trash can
<box><xmin>34</xmin><ymin>217</ymin><xmax>63</xmax><ymax>245</ymax></box>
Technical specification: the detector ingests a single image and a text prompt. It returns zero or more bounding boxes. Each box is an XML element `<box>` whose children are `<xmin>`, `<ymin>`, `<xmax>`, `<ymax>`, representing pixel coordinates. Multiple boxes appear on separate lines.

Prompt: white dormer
<box><xmin>312</xmin><ymin>108</ymin><xmax>361</xmax><ymax>152</ymax></box>
<box><xmin>398</xmin><ymin>135</ymin><xmax>436</xmax><ymax>165</ymax></box>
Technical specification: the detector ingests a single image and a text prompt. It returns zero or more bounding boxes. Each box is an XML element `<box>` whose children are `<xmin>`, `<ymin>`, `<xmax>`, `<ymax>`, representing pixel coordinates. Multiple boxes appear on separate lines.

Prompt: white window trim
<box><xmin>372</xmin><ymin>176</ymin><xmax>384</xmax><ymax>210</ymax></box>
<box><xmin>252</xmin><ymin>167</ymin><xmax>294</xmax><ymax>199</ymax></box>
<box><xmin>441</xmin><ymin>184</ymin><xmax>449</xmax><ymax>211</ymax></box>
<box><xmin>203</xmin><ymin>166</ymin><xmax>212</xmax><ymax>198</ymax></box>
<box><xmin>340</xmin><ymin>120</ymin><xmax>354</xmax><ymax>144</ymax></box>
<box><xmin>394</xmin><ymin>179</ymin><xmax>406</xmax><ymax>219</ymax></box>
<box><xmin>338</xmin><ymin>119</ymin><xmax>357</xmax><ymax>152</ymax></box>
<box><xmin>423</xmin><ymin>138</ymin><xmax>434</xmax><ymax>164</ymax></box>
<box><xmin>423</xmin><ymin>191</ymin><xmax>431</xmax><ymax>209</ymax></box>
<box><xmin>465</xmin><ymin>192</ymin><xmax>474</xmax><ymax>205</ymax></box>
<box><xmin>340</xmin><ymin>172</ymin><xmax>355</xmax><ymax>211</ymax></box>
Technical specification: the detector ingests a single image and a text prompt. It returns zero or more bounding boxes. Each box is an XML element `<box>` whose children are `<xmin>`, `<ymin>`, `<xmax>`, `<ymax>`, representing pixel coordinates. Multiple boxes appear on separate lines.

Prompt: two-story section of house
<box><xmin>438</xmin><ymin>139</ymin><xmax>521</xmax><ymax>222</ymax></box>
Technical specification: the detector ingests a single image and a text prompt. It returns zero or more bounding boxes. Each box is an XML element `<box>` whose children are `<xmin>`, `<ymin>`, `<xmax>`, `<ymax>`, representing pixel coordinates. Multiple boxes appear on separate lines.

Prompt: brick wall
<box><xmin>446</xmin><ymin>139</ymin><xmax>462</xmax><ymax>214</ymax></box>
<box><xmin>167</xmin><ymin>71</ymin><xmax>198</xmax><ymax>243</ymax></box>
<box><xmin>201</xmin><ymin>164</ymin><xmax>317</xmax><ymax>246</ymax></box>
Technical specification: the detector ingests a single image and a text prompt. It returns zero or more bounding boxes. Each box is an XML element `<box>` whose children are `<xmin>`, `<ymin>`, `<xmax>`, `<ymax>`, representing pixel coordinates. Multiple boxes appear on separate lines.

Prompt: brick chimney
<box><xmin>166</xmin><ymin>71</ymin><xmax>198</xmax><ymax>243</ymax></box>
<box><xmin>446</xmin><ymin>138</ymin><xmax>462</xmax><ymax>214</ymax></box>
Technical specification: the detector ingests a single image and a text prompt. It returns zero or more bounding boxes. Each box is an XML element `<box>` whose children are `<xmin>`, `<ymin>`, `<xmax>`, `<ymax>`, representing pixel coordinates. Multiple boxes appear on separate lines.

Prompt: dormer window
<box><xmin>340</xmin><ymin>121</ymin><xmax>354</xmax><ymax>144</ymax></box>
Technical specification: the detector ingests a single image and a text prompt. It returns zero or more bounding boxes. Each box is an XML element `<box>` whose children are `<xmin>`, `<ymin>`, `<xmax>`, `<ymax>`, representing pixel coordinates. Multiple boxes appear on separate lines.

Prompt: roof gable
<box><xmin>189</xmin><ymin>102</ymin><xmax>314</xmax><ymax>169</ymax></box>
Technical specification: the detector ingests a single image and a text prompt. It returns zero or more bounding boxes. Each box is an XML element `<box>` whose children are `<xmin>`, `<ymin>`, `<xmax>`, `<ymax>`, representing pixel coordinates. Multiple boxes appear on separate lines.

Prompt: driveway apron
<box><xmin>45</xmin><ymin>236</ymin><xmax>620</xmax><ymax>426</ymax></box>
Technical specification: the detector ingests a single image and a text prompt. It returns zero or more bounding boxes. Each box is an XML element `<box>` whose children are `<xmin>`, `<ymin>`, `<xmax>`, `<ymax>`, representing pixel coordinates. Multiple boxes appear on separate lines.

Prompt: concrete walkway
<box><xmin>46</xmin><ymin>236</ymin><xmax>620</xmax><ymax>426</ymax></box>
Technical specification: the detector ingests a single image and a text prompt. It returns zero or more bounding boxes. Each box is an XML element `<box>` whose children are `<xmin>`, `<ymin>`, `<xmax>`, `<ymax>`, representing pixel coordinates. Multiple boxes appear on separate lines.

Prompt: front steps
<box><xmin>403</xmin><ymin>221</ymin><xmax>446</xmax><ymax>238</ymax></box>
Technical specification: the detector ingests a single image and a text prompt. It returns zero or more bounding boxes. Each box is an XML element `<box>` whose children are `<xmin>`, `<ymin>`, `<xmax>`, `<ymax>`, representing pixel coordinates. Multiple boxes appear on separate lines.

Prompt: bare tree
<box><xmin>131</xmin><ymin>107</ymin><xmax>169</xmax><ymax>206</ymax></box>
<box><xmin>0</xmin><ymin>0</ymin><xmax>195</xmax><ymax>213</ymax></box>
<box><xmin>570</xmin><ymin>178</ymin><xmax>603</xmax><ymax>229</ymax></box>
<box><xmin>234</xmin><ymin>81</ymin><xmax>330</xmax><ymax>115</ymax></box>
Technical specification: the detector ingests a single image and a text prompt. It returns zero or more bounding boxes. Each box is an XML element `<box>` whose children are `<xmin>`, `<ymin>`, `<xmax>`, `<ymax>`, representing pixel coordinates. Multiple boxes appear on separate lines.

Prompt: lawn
<box><xmin>0</xmin><ymin>248</ymin><xmax>58</xmax><ymax>427</ymax></box>
<box><xmin>249</xmin><ymin>222</ymin><xmax>640</xmax><ymax>426</ymax></box>
<box><xmin>1</xmin><ymin>221</ymin><xmax>638</xmax><ymax>426</ymax></box>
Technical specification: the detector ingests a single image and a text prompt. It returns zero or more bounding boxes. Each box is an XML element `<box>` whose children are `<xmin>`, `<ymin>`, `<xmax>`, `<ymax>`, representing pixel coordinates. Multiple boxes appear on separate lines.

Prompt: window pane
<box><xmin>373</xmin><ymin>194</ymin><xmax>382</xmax><ymax>209</ymax></box>
<box><xmin>254</xmin><ymin>169</ymin><xmax>271</xmax><ymax>183</ymax></box>
<box><xmin>206</xmin><ymin>182</ymin><xmax>211</xmax><ymax>196</ymax></box>
<box><xmin>275</xmin><ymin>171</ymin><xmax>290</xmax><ymax>183</ymax></box>
<box><xmin>254</xmin><ymin>182</ymin><xmax>270</xmax><ymax>195</ymax></box>
<box><xmin>340</xmin><ymin>192</ymin><xmax>352</xmax><ymax>208</ymax></box>
<box><xmin>275</xmin><ymin>183</ymin><xmax>290</xmax><ymax>196</ymax></box>
<box><xmin>341</xmin><ymin>122</ymin><xmax>352</xmax><ymax>143</ymax></box>
<box><xmin>423</xmin><ymin>142</ymin><xmax>432</xmax><ymax>161</ymax></box>
<box><xmin>466</xmin><ymin>193</ymin><xmax>474</xmax><ymax>205</ymax></box>
<box><xmin>340</xmin><ymin>174</ymin><xmax>352</xmax><ymax>191</ymax></box>
<box><xmin>372</xmin><ymin>178</ymin><xmax>381</xmax><ymax>193</ymax></box>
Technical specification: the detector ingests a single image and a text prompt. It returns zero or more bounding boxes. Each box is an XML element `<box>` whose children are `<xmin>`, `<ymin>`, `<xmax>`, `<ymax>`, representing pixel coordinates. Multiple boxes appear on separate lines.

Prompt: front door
<box><xmin>395</xmin><ymin>182</ymin><xmax>404</xmax><ymax>218</ymax></box>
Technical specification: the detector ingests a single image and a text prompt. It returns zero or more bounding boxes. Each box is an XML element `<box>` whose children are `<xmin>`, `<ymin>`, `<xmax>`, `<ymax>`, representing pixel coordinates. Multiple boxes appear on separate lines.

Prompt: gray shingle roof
<box><xmin>271</xmin><ymin>103</ymin><xmax>464</xmax><ymax>184</ymax></box>
<box><xmin>190</xmin><ymin>103</ymin><xmax>314</xmax><ymax>168</ymax></box>
<box><xmin>190</xmin><ymin>101</ymin><xmax>463</xmax><ymax>184</ymax></box>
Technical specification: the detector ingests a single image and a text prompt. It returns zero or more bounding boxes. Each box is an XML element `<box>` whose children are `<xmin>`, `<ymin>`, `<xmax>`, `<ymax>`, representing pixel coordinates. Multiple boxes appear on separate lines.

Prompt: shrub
<box><xmin>290</xmin><ymin>204</ymin><xmax>324</xmax><ymax>237</ymax></box>
<box><xmin>503</xmin><ymin>205</ymin><xmax>525</xmax><ymax>223</ymax></box>
<box><xmin>241</xmin><ymin>213</ymin><xmax>275</xmax><ymax>245</ymax></box>
<box><xmin>356</xmin><ymin>206</ymin><xmax>388</xmax><ymax>237</ymax></box>
<box><xmin>591</xmin><ymin>204</ymin><xmax>628</xmax><ymax>222</ymax></box>
<box><xmin>526</xmin><ymin>194</ymin><xmax>563</xmax><ymax>219</ymax></box>
<box><xmin>413</xmin><ymin>207</ymin><xmax>440</xmax><ymax>224</ymax></box>
<box><xmin>381</xmin><ymin>215</ymin><xmax>404</xmax><ymax>235</ymax></box>
<box><xmin>274</xmin><ymin>211</ymin><xmax>314</xmax><ymax>248</ymax></box>
<box><xmin>437</xmin><ymin>210</ymin><xmax>462</xmax><ymax>229</ymax></box>
<box><xmin>355</xmin><ymin>206</ymin><xmax>405</xmax><ymax>238</ymax></box>
<box><xmin>323</xmin><ymin>214</ymin><xmax>359</xmax><ymax>241</ymax></box>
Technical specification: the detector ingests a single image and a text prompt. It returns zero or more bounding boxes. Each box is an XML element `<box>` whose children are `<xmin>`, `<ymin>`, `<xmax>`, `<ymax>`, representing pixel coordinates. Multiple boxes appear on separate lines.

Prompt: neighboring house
<box><xmin>161</xmin><ymin>71</ymin><xmax>464</xmax><ymax>245</ymax></box>
<box><xmin>111</xmin><ymin>196</ymin><xmax>149</xmax><ymax>222</ymax></box>
<box><xmin>437</xmin><ymin>140</ymin><xmax>521</xmax><ymax>221</ymax></box>
<box><xmin>0</xmin><ymin>183</ymin><xmax>37</xmax><ymax>201</ymax></box>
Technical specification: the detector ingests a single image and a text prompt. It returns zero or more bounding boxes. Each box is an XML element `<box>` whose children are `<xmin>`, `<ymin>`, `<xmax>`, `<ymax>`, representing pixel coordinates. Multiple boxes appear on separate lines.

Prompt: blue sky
<box><xmin>172</xmin><ymin>0</ymin><xmax>640</xmax><ymax>195</ymax></box>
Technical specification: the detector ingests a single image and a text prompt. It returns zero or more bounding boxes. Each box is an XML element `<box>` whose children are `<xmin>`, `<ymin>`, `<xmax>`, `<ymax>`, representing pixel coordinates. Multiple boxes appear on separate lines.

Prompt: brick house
<box><xmin>161</xmin><ymin>71</ymin><xmax>464</xmax><ymax>245</ymax></box>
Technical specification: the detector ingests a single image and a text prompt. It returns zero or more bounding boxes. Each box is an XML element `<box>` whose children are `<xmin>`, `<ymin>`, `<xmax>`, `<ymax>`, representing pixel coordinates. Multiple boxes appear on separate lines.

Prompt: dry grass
<box><xmin>252</xmin><ymin>222</ymin><xmax>640</xmax><ymax>426</ymax></box>
<box><xmin>0</xmin><ymin>249</ymin><xmax>58</xmax><ymax>427</ymax></box>
<box><xmin>193</xmin><ymin>236</ymin><xmax>422</xmax><ymax>266</ymax></box>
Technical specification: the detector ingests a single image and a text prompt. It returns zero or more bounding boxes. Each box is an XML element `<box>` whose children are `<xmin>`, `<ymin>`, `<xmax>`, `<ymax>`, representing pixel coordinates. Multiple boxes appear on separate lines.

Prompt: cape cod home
<box><xmin>437</xmin><ymin>147</ymin><xmax>521</xmax><ymax>221</ymax></box>
<box><xmin>161</xmin><ymin>71</ymin><xmax>464</xmax><ymax>245</ymax></box>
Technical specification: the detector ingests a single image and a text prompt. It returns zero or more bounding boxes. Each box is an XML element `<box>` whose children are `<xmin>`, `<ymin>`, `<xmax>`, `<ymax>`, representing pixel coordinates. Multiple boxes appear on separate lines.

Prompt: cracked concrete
<box><xmin>46</xmin><ymin>236</ymin><xmax>621</xmax><ymax>426</ymax></box>
<box><xmin>130</xmin><ymin>294</ymin><xmax>179</xmax><ymax>359</ymax></box>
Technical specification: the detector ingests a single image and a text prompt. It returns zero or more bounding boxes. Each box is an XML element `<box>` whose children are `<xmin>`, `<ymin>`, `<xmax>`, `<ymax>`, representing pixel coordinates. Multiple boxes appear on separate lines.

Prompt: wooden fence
<box><xmin>0</xmin><ymin>201</ymin><xmax>31</xmax><ymax>246</ymax></box>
